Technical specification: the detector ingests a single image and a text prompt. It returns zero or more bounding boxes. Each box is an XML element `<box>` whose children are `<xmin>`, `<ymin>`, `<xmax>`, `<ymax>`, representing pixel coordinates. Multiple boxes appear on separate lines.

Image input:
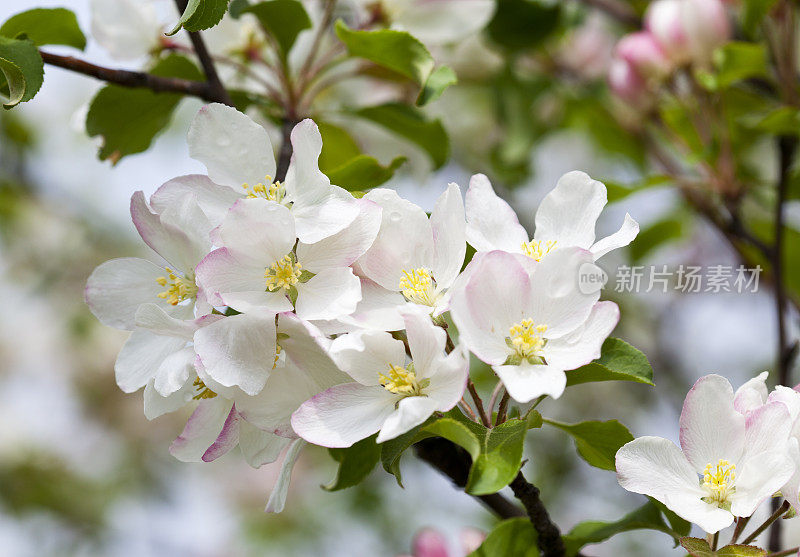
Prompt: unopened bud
<box><xmin>608</xmin><ymin>57</ymin><xmax>649</xmax><ymax>106</ymax></box>
<box><xmin>645</xmin><ymin>0</ymin><xmax>730</xmax><ymax>66</ymax></box>
<box><xmin>615</xmin><ymin>31</ymin><xmax>671</xmax><ymax>80</ymax></box>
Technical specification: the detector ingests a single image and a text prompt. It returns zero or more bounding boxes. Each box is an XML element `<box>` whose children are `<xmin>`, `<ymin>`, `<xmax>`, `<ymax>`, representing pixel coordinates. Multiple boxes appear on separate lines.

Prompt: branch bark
<box><xmin>578</xmin><ymin>0</ymin><xmax>641</xmax><ymax>27</ymax></box>
<box><xmin>509</xmin><ymin>472</ymin><xmax>569</xmax><ymax>557</ymax></box>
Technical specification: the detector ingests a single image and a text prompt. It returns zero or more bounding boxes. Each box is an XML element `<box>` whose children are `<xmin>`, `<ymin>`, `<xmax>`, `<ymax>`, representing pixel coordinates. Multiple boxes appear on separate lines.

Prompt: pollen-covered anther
<box><xmin>398</xmin><ymin>268</ymin><xmax>438</xmax><ymax>306</ymax></box>
<box><xmin>155</xmin><ymin>268</ymin><xmax>198</xmax><ymax>305</ymax></box>
<box><xmin>520</xmin><ymin>239</ymin><xmax>557</xmax><ymax>261</ymax></box>
<box><xmin>192</xmin><ymin>377</ymin><xmax>217</xmax><ymax>400</ymax></box>
<box><xmin>379</xmin><ymin>363</ymin><xmax>426</xmax><ymax>396</ymax></box>
<box><xmin>265</xmin><ymin>255</ymin><xmax>302</xmax><ymax>292</ymax></box>
<box><xmin>701</xmin><ymin>459</ymin><xmax>736</xmax><ymax>505</ymax></box>
<box><xmin>241</xmin><ymin>175</ymin><xmax>285</xmax><ymax>202</ymax></box>
<box><xmin>508</xmin><ymin>319</ymin><xmax>548</xmax><ymax>361</ymax></box>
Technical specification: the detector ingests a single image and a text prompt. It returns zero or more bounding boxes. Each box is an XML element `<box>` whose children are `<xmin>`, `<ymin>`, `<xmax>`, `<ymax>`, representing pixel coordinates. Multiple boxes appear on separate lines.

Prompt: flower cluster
<box><xmin>616</xmin><ymin>373</ymin><xmax>800</xmax><ymax>533</ymax></box>
<box><xmin>86</xmin><ymin>103</ymin><xmax>639</xmax><ymax>509</ymax></box>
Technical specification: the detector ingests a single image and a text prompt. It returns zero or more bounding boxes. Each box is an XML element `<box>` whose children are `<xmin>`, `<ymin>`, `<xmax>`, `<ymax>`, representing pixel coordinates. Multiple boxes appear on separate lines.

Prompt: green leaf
<box><xmin>317</xmin><ymin>121</ymin><xmax>361</xmax><ymax>171</ymax></box>
<box><xmin>417</xmin><ymin>65</ymin><xmax>457</xmax><ymax>106</ymax></box>
<box><xmin>86</xmin><ymin>54</ymin><xmax>203</xmax><ymax>161</ymax></box>
<box><xmin>354</xmin><ymin>103</ymin><xmax>449</xmax><ymax>168</ymax></box>
<box><xmin>168</xmin><ymin>0</ymin><xmax>229</xmax><ymax>35</ymax></box>
<box><xmin>680</xmin><ymin>537</ymin><xmax>766</xmax><ymax>557</ymax></box>
<box><xmin>0</xmin><ymin>8</ymin><xmax>86</xmax><ymax>50</ymax></box>
<box><xmin>566</xmin><ymin>338</ymin><xmax>654</xmax><ymax>388</ymax></box>
<box><xmin>713</xmin><ymin>42</ymin><xmax>769</xmax><ymax>88</ymax></box>
<box><xmin>335</xmin><ymin>21</ymin><xmax>434</xmax><ymax>85</ymax></box>
<box><xmin>563</xmin><ymin>500</ymin><xmax>682</xmax><ymax>556</ymax></box>
<box><xmin>750</xmin><ymin>106</ymin><xmax>800</xmax><ymax>136</ymax></box>
<box><xmin>326</xmin><ymin>155</ymin><xmax>407</xmax><ymax>191</ymax></box>
<box><xmin>228</xmin><ymin>0</ymin><xmax>251</xmax><ymax>18</ymax></box>
<box><xmin>324</xmin><ymin>434</ymin><xmax>381</xmax><ymax>491</ymax></box>
<box><xmin>604</xmin><ymin>175</ymin><xmax>671</xmax><ymax>203</ymax></box>
<box><xmin>526</xmin><ymin>410</ymin><xmax>543</xmax><ymax>429</ymax></box>
<box><xmin>741</xmin><ymin>0</ymin><xmax>780</xmax><ymax>35</ymax></box>
<box><xmin>544</xmin><ymin>419</ymin><xmax>634</xmax><ymax>471</ymax></box>
<box><xmin>379</xmin><ymin>419</ymin><xmax>436</xmax><ymax>487</ymax></box>
<box><xmin>423</xmin><ymin>412</ymin><xmax>527</xmax><ymax>495</ymax></box>
<box><xmin>469</xmin><ymin>518</ymin><xmax>539</xmax><ymax>557</ymax></box>
<box><xmin>487</xmin><ymin>0</ymin><xmax>561</xmax><ymax>52</ymax></box>
<box><xmin>629</xmin><ymin>217</ymin><xmax>685</xmax><ymax>262</ymax></box>
<box><xmin>0</xmin><ymin>36</ymin><xmax>43</xmax><ymax>108</ymax></box>
<box><xmin>243</xmin><ymin>0</ymin><xmax>311</xmax><ymax>58</ymax></box>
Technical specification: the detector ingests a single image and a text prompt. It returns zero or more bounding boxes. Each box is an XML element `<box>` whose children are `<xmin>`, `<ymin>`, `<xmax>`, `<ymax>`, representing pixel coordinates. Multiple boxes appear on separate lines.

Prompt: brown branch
<box><xmin>275</xmin><ymin>117</ymin><xmax>297</xmax><ymax>182</ymax></box>
<box><xmin>578</xmin><ymin>0</ymin><xmax>641</xmax><ymax>27</ymax></box>
<box><xmin>467</xmin><ymin>379</ymin><xmax>492</xmax><ymax>427</ymax></box>
<box><xmin>509</xmin><ymin>472</ymin><xmax>570</xmax><ymax>557</ymax></box>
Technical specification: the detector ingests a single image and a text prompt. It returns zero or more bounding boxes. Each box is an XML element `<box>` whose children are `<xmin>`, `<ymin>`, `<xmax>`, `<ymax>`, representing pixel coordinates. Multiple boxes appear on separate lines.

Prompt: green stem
<box><xmin>742</xmin><ymin>500</ymin><xmax>791</xmax><ymax>545</ymax></box>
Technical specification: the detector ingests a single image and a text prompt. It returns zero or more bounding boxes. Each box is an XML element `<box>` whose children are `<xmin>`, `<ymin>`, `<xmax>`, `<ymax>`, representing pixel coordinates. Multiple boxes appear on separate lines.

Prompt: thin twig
<box><xmin>467</xmin><ymin>379</ymin><xmax>491</xmax><ymax>427</ymax></box>
<box><xmin>509</xmin><ymin>471</ymin><xmax>569</xmax><ymax>557</ymax></box>
<box><xmin>768</xmin><ymin>547</ymin><xmax>800</xmax><ymax>557</ymax></box>
<box><xmin>495</xmin><ymin>392</ymin><xmax>510</xmax><ymax>425</ymax></box>
<box><xmin>296</xmin><ymin>0</ymin><xmax>336</xmax><ymax>93</ymax></box>
<box><xmin>742</xmin><ymin>500</ymin><xmax>790</xmax><ymax>545</ymax></box>
<box><xmin>731</xmin><ymin>516</ymin><xmax>751</xmax><ymax>544</ymax></box>
<box><xmin>488</xmin><ymin>381</ymin><xmax>505</xmax><ymax>416</ymax></box>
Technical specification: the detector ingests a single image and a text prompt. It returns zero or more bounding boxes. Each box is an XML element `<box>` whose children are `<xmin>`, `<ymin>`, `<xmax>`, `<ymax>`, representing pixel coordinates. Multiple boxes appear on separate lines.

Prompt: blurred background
<box><xmin>1</xmin><ymin>0</ymin><xmax>798</xmax><ymax>555</ymax></box>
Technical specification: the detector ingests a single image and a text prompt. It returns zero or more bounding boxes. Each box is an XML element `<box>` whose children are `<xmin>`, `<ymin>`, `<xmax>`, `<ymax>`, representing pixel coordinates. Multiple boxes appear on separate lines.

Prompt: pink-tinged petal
<box><xmin>143</xmin><ymin>379</ymin><xmax>194</xmax><ymax>420</ymax></box>
<box><xmin>733</xmin><ymin>371</ymin><xmax>769</xmax><ymax>415</ymax></box>
<box><xmin>169</xmin><ymin>397</ymin><xmax>238</xmax><ymax>462</ymax></box>
<box><xmin>115</xmin><ymin>330</ymin><xmax>186</xmax><ymax>393</ymax></box>
<box><xmin>782</xmin><ymin>439</ymin><xmax>800</xmax><ymax>512</ymax></box>
<box><xmin>616</xmin><ymin>436</ymin><xmax>704</xmax><ymax>506</ymax></box>
<box><xmin>201</xmin><ymin>402</ymin><xmax>241</xmax><ymax>462</ymax></box>
<box><xmin>188</xmin><ymin>103</ymin><xmax>276</xmax><ymax>188</ymax></box>
<box><xmin>377</xmin><ymin>396</ymin><xmax>441</xmax><ymax>443</ymax></box>
<box><xmin>590</xmin><ymin>213</ymin><xmax>640</xmax><ymax>260</ymax></box>
<box><xmin>430</xmin><ymin>182</ymin><xmax>466</xmax><ymax>289</ymax></box>
<box><xmin>194</xmin><ymin>248</ymin><xmax>269</xmax><ymax>307</ymax></box>
<box><xmin>294</xmin><ymin>267</ymin><xmax>362</xmax><ymax>321</ymax></box>
<box><xmin>679</xmin><ymin>374</ymin><xmax>745</xmax><ymax>472</ymax></box>
<box><xmin>329</xmin><ymin>330</ymin><xmax>406</xmax><ymax>386</ymax></box>
<box><xmin>545</xmin><ymin>301</ymin><xmax>619</xmax><ymax>371</ymax></box>
<box><xmin>730</xmin><ymin>448</ymin><xmax>794</xmax><ymax>518</ymax></box>
<box><xmin>645</xmin><ymin>0</ymin><xmax>691</xmax><ymax>64</ymax></box>
<box><xmin>278</xmin><ymin>313</ymin><xmax>351</xmax><ymax>388</ymax></box>
<box><xmin>528</xmin><ymin>247</ymin><xmax>599</xmax><ymax>336</ymax></box>
<box><xmin>220</xmin><ymin>290</ymin><xmax>293</xmax><ymax>314</ymax></box>
<box><xmin>85</xmin><ymin>257</ymin><xmax>168</xmax><ymax>330</ymax></box>
<box><xmin>767</xmin><ymin>385</ymin><xmax>800</xmax><ymax>426</ymax></box>
<box><xmin>533</xmin><ymin>171</ymin><xmax>607</xmax><ymax>249</ymax></box>
<box><xmin>265</xmin><ymin>438</ymin><xmax>305</xmax><ymax>513</ymax></box>
<box><xmin>615</xmin><ymin>32</ymin><xmax>671</xmax><ymax>79</ymax></box>
<box><xmin>359</xmin><ymin>188</ymin><xmax>434</xmax><ymax>290</ymax></box>
<box><xmin>464</xmin><ymin>173</ymin><xmax>528</xmax><ymax>253</ymax></box>
<box><xmin>449</xmin><ymin>250</ymin><xmax>530</xmax><ymax>365</ymax></box>
<box><xmin>742</xmin><ymin>401</ymin><xmax>793</xmax><ymax>457</ymax></box>
<box><xmin>460</xmin><ymin>528</ymin><xmax>487</xmax><ymax>554</ymax></box>
<box><xmin>412</xmin><ymin>528</ymin><xmax>449</xmax><ymax>557</ymax></box>
<box><xmin>153</xmin><ymin>346</ymin><xmax>195</xmax><ymax>396</ymax></box>
<box><xmin>494</xmin><ymin>362</ymin><xmax>567</xmax><ymax>402</ymax></box>
<box><xmin>157</xmin><ymin>192</ymin><xmax>213</xmax><ymax>257</ymax></box>
<box><xmin>403</xmin><ymin>308</ymin><xmax>448</xmax><ymax>379</ymax></box>
<box><xmin>218</xmin><ymin>198</ymin><xmax>295</xmax><ymax>265</ymax></box>
<box><xmin>296</xmin><ymin>199</ymin><xmax>381</xmax><ymax>273</ymax></box>
<box><xmin>239</xmin><ymin>420</ymin><xmax>290</xmax><ymax>468</ymax></box>
<box><xmin>662</xmin><ymin>492</ymin><xmax>734</xmax><ymax>534</ymax></box>
<box><xmin>291</xmin><ymin>383</ymin><xmax>398</xmax><ymax>448</ymax></box>
<box><xmin>150</xmin><ymin>174</ymin><xmax>242</xmax><ymax>228</ymax></box>
<box><xmin>194</xmin><ymin>312</ymin><xmax>277</xmax><ymax>396</ymax></box>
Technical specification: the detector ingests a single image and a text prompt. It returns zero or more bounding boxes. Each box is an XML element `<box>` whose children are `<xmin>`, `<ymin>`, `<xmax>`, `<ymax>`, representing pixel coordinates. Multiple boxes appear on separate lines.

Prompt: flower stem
<box><xmin>768</xmin><ymin>547</ymin><xmax>800</xmax><ymax>557</ymax></box>
<box><xmin>731</xmin><ymin>515</ymin><xmax>751</xmax><ymax>544</ymax></box>
<box><xmin>467</xmin><ymin>379</ymin><xmax>491</xmax><ymax>427</ymax></box>
<box><xmin>742</xmin><ymin>500</ymin><xmax>791</xmax><ymax>545</ymax></box>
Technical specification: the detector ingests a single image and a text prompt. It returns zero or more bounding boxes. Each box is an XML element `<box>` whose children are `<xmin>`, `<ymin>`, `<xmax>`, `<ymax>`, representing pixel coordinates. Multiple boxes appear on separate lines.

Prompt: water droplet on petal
<box><xmin>389</xmin><ymin>211</ymin><xmax>402</xmax><ymax>223</ymax></box>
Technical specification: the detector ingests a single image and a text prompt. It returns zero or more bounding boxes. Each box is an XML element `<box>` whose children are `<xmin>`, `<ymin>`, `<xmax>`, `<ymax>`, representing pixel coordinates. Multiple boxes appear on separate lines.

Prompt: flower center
<box><xmin>399</xmin><ymin>268</ymin><xmax>439</xmax><ymax>306</ymax></box>
<box><xmin>265</xmin><ymin>255</ymin><xmax>302</xmax><ymax>292</ymax></box>
<box><xmin>701</xmin><ymin>459</ymin><xmax>736</xmax><ymax>507</ymax></box>
<box><xmin>379</xmin><ymin>363</ymin><xmax>427</xmax><ymax>396</ymax></box>
<box><xmin>273</xmin><ymin>343</ymin><xmax>283</xmax><ymax>370</ymax></box>
<box><xmin>242</xmin><ymin>175</ymin><xmax>286</xmax><ymax>203</ymax></box>
<box><xmin>156</xmin><ymin>268</ymin><xmax>198</xmax><ymax>305</ymax></box>
<box><xmin>192</xmin><ymin>377</ymin><xmax>217</xmax><ymax>400</ymax></box>
<box><xmin>507</xmin><ymin>319</ymin><xmax>548</xmax><ymax>364</ymax></box>
<box><xmin>520</xmin><ymin>239</ymin><xmax>557</xmax><ymax>261</ymax></box>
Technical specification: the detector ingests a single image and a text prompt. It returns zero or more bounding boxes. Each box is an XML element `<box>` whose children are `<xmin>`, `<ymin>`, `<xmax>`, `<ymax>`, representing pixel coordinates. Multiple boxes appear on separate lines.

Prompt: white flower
<box><xmin>291</xmin><ymin>309</ymin><xmax>469</xmax><ymax>447</ymax></box>
<box><xmin>381</xmin><ymin>0</ymin><xmax>496</xmax><ymax>46</ymax></box>
<box><xmin>449</xmin><ymin>249</ymin><xmax>616</xmax><ymax>402</ymax></box>
<box><xmin>616</xmin><ymin>374</ymin><xmax>796</xmax><ymax>533</ymax></box>
<box><xmin>465</xmin><ymin>171</ymin><xmax>639</xmax><ymax>262</ymax></box>
<box><xmin>188</xmin><ymin>104</ymin><xmax>361</xmax><ymax>243</ymax></box>
<box><xmin>90</xmin><ymin>0</ymin><xmax>161</xmax><ymax>60</ymax></box>
<box><xmin>195</xmin><ymin>197</ymin><xmax>380</xmax><ymax>321</ymax></box>
<box><xmin>86</xmin><ymin>190</ymin><xmax>212</xmax><ymax>330</ymax></box>
<box><xmin>356</xmin><ymin>184</ymin><xmax>466</xmax><ymax>317</ymax></box>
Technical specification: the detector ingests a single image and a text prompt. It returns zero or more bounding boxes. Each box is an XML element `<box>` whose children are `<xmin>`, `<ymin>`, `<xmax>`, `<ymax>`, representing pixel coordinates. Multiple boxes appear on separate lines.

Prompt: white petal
<box><xmin>662</xmin><ymin>492</ymin><xmax>734</xmax><ymax>534</ymax></box>
<box><xmin>734</xmin><ymin>371</ymin><xmax>769</xmax><ymax>415</ymax></box>
<box><xmin>464</xmin><ymin>174</ymin><xmax>528</xmax><ymax>253</ymax></box>
<box><xmin>494</xmin><ymin>363</ymin><xmax>567</xmax><ymax>402</ymax></box>
<box><xmin>291</xmin><ymin>383</ymin><xmax>398</xmax><ymax>448</ymax></box>
<box><xmin>194</xmin><ymin>313</ymin><xmax>277</xmax><ymax>396</ymax></box>
<box><xmin>322</xmin><ymin>278</ymin><xmax>407</xmax><ymax>333</ymax></box>
<box><xmin>743</xmin><ymin>401</ymin><xmax>793</xmax><ymax>457</ymax></box>
<box><xmin>85</xmin><ymin>257</ymin><xmax>168</xmax><ymax>330</ymax></box>
<box><xmin>403</xmin><ymin>308</ymin><xmax>447</xmax><ymax>378</ymax></box>
<box><xmin>265</xmin><ymin>438</ymin><xmax>305</xmax><ymax>513</ymax></box>
<box><xmin>278</xmin><ymin>313</ymin><xmax>351</xmax><ymax>388</ymax></box>
<box><xmin>329</xmin><ymin>330</ymin><xmax>406</xmax><ymax>386</ymax></box>
<box><xmin>188</xmin><ymin>103</ymin><xmax>276</xmax><ymax>188</ymax></box>
<box><xmin>219</xmin><ymin>198</ymin><xmax>295</xmax><ymax>264</ymax></box>
<box><xmin>424</xmin><ymin>349</ymin><xmax>469</xmax><ymax>410</ymax></box>
<box><xmin>294</xmin><ymin>267</ymin><xmax>362</xmax><ymax>321</ymax></box>
<box><xmin>377</xmin><ymin>396</ymin><xmax>441</xmax><ymax>443</ymax></box>
<box><xmin>194</xmin><ymin>248</ymin><xmax>278</xmax><ymax>309</ymax></box>
<box><xmin>143</xmin><ymin>379</ymin><xmax>194</xmax><ymax>420</ymax></box>
<box><xmin>430</xmin><ymin>182</ymin><xmax>466</xmax><ymax>288</ymax></box>
<box><xmin>679</xmin><ymin>374</ymin><xmax>745</xmax><ymax>472</ymax></box>
<box><xmin>767</xmin><ymin>385</ymin><xmax>800</xmax><ymax>424</ymax></box>
<box><xmin>150</xmin><ymin>174</ymin><xmax>242</xmax><ymax>228</ymax></box>
<box><xmin>134</xmin><ymin>303</ymin><xmax>198</xmax><ymax>339</ymax></box>
<box><xmin>169</xmin><ymin>398</ymin><xmax>240</xmax><ymax>462</ymax></box>
<box><xmin>296</xmin><ymin>199</ymin><xmax>381</xmax><ymax>273</ymax></box>
<box><xmin>220</xmin><ymin>290</ymin><xmax>293</xmax><ymax>314</ymax></box>
<box><xmin>390</xmin><ymin>0</ymin><xmax>495</xmax><ymax>45</ymax></box>
<box><xmin>533</xmin><ymin>171</ymin><xmax>607</xmax><ymax>248</ymax></box>
<box><xmin>153</xmin><ymin>346</ymin><xmax>196</xmax><ymax>396</ymax></box>
<box><xmin>545</xmin><ymin>301</ymin><xmax>619</xmax><ymax>371</ymax></box>
<box><xmin>590</xmin><ymin>213</ymin><xmax>639</xmax><ymax>260</ymax></box>
<box><xmin>730</xmin><ymin>449</ymin><xmax>795</xmax><ymax>518</ymax></box>
<box><xmin>89</xmin><ymin>0</ymin><xmax>159</xmax><ymax>60</ymax></box>
<box><xmin>782</xmin><ymin>439</ymin><xmax>800</xmax><ymax>512</ymax></box>
<box><xmin>239</xmin><ymin>421</ymin><xmax>290</xmax><ymax>468</ymax></box>
<box><xmin>292</xmin><ymin>185</ymin><xmax>361</xmax><ymax>244</ymax></box>
<box><xmin>115</xmin><ymin>329</ymin><xmax>186</xmax><ymax>393</ymax></box>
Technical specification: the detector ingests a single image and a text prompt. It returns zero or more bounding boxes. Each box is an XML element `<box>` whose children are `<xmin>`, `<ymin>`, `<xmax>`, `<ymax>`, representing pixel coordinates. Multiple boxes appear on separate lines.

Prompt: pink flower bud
<box><xmin>645</xmin><ymin>0</ymin><xmax>730</xmax><ymax>65</ymax></box>
<box><xmin>608</xmin><ymin>57</ymin><xmax>649</xmax><ymax>105</ymax></box>
<box><xmin>413</xmin><ymin>529</ymin><xmax>449</xmax><ymax>557</ymax></box>
<box><xmin>615</xmin><ymin>32</ymin><xmax>671</xmax><ymax>79</ymax></box>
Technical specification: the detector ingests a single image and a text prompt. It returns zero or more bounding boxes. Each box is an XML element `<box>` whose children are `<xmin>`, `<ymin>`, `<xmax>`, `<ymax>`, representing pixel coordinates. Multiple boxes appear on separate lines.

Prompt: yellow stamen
<box><xmin>520</xmin><ymin>239</ymin><xmax>557</xmax><ymax>261</ymax></box>
<box><xmin>379</xmin><ymin>363</ymin><xmax>424</xmax><ymax>396</ymax></box>
<box><xmin>701</xmin><ymin>459</ymin><xmax>736</xmax><ymax>505</ymax></box>
<box><xmin>265</xmin><ymin>255</ymin><xmax>302</xmax><ymax>292</ymax></box>
<box><xmin>398</xmin><ymin>268</ymin><xmax>439</xmax><ymax>306</ymax></box>
<box><xmin>242</xmin><ymin>175</ymin><xmax>285</xmax><ymax>203</ymax></box>
<box><xmin>155</xmin><ymin>268</ymin><xmax>198</xmax><ymax>305</ymax></box>
<box><xmin>273</xmin><ymin>343</ymin><xmax>282</xmax><ymax>370</ymax></box>
<box><xmin>507</xmin><ymin>319</ymin><xmax>548</xmax><ymax>361</ymax></box>
<box><xmin>192</xmin><ymin>377</ymin><xmax>217</xmax><ymax>400</ymax></box>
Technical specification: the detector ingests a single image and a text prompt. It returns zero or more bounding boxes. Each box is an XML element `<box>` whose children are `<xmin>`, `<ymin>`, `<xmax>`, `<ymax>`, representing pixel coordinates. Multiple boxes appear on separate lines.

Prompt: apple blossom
<box><xmin>449</xmin><ymin>249</ymin><xmax>617</xmax><ymax>402</ymax></box>
<box><xmin>380</xmin><ymin>0</ymin><xmax>496</xmax><ymax>46</ymax></box>
<box><xmin>89</xmin><ymin>0</ymin><xmax>162</xmax><ymax>60</ymax></box>
<box><xmin>291</xmin><ymin>309</ymin><xmax>469</xmax><ymax>447</ymax></box>
<box><xmin>465</xmin><ymin>171</ymin><xmax>639</xmax><ymax>263</ymax></box>
<box><xmin>616</xmin><ymin>374</ymin><xmax>796</xmax><ymax>533</ymax></box>
<box><xmin>615</xmin><ymin>32</ymin><xmax>671</xmax><ymax>80</ymax></box>
<box><xmin>645</xmin><ymin>0</ymin><xmax>730</xmax><ymax>66</ymax></box>
<box><xmin>608</xmin><ymin>57</ymin><xmax>651</xmax><ymax>105</ymax></box>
